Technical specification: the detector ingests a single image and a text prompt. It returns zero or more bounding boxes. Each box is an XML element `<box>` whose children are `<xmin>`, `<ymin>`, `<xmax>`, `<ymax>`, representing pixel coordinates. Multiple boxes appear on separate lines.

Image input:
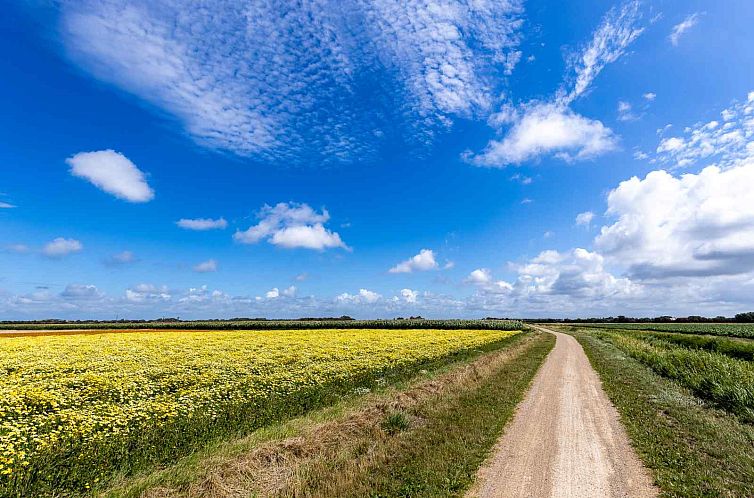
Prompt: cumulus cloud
<box><xmin>653</xmin><ymin>90</ymin><xmax>754</xmax><ymax>170</ymax></box>
<box><xmin>400</xmin><ymin>288</ymin><xmax>418</xmax><ymax>303</ymax></box>
<box><xmin>575</xmin><ymin>211</ymin><xmax>595</xmax><ymax>226</ymax></box>
<box><xmin>596</xmin><ymin>162</ymin><xmax>754</xmax><ymax>279</ymax></box>
<box><xmin>466</xmin><ymin>2</ymin><xmax>642</xmax><ymax>168</ymax></box>
<box><xmin>643</xmin><ymin>92</ymin><xmax>656</xmax><ymax>101</ymax></box>
<box><xmin>234</xmin><ymin>203</ymin><xmax>348</xmax><ymax>251</ymax></box>
<box><xmin>265</xmin><ymin>286</ymin><xmax>297</xmax><ymax>299</ymax></box>
<box><xmin>193</xmin><ymin>259</ymin><xmax>218</xmax><ymax>273</ymax></box>
<box><xmin>60</xmin><ymin>284</ymin><xmax>103</xmax><ymax>300</ymax></box>
<box><xmin>466</xmin><ymin>268</ymin><xmax>514</xmax><ymax>294</ymax></box>
<box><xmin>336</xmin><ymin>288</ymin><xmax>381</xmax><ymax>304</ymax></box>
<box><xmin>389</xmin><ymin>249</ymin><xmax>439</xmax><ymax>273</ymax></box>
<box><xmin>467</xmin><ymin>104</ymin><xmax>617</xmax><ymax>166</ymax></box>
<box><xmin>125</xmin><ymin>284</ymin><xmax>171</xmax><ymax>303</ymax></box>
<box><xmin>57</xmin><ymin>0</ymin><xmax>524</xmax><ymax>161</ymax></box>
<box><xmin>42</xmin><ymin>237</ymin><xmax>83</xmax><ymax>257</ymax></box>
<box><xmin>669</xmin><ymin>13</ymin><xmax>702</xmax><ymax>46</ymax></box>
<box><xmin>66</xmin><ymin>150</ymin><xmax>154</xmax><ymax>202</ymax></box>
<box><xmin>176</xmin><ymin>218</ymin><xmax>228</xmax><ymax>230</ymax></box>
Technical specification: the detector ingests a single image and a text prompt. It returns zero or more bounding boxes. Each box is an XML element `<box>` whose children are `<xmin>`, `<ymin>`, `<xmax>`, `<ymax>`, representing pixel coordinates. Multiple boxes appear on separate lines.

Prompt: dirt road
<box><xmin>469</xmin><ymin>326</ymin><xmax>657</xmax><ymax>498</ymax></box>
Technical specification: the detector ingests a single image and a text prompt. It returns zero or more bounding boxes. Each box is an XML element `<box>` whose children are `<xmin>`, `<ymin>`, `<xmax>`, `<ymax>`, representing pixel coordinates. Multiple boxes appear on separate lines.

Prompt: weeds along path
<box><xmin>469</xmin><ymin>326</ymin><xmax>657</xmax><ymax>498</ymax></box>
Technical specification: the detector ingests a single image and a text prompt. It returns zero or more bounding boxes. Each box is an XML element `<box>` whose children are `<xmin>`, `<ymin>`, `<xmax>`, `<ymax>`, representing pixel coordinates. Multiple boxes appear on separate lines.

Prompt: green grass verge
<box><xmin>101</xmin><ymin>332</ymin><xmax>534</xmax><ymax>498</ymax></box>
<box><xmin>569</xmin><ymin>327</ymin><xmax>754</xmax><ymax>497</ymax></box>
<box><xmin>302</xmin><ymin>332</ymin><xmax>556</xmax><ymax>498</ymax></box>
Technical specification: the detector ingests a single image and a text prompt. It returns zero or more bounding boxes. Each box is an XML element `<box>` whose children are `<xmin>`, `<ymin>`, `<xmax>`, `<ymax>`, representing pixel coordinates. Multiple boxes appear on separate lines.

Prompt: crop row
<box><xmin>592</xmin><ymin>331</ymin><xmax>754</xmax><ymax>422</ymax></box>
<box><xmin>0</xmin><ymin>328</ymin><xmax>520</xmax><ymax>496</ymax></box>
<box><xmin>0</xmin><ymin>319</ymin><xmax>523</xmax><ymax>332</ymax></box>
<box><xmin>587</xmin><ymin>322</ymin><xmax>754</xmax><ymax>338</ymax></box>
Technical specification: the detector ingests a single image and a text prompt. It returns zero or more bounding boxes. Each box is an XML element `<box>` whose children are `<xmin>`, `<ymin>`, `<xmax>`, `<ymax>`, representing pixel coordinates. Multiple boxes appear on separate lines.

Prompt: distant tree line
<box><xmin>513</xmin><ymin>312</ymin><xmax>754</xmax><ymax>323</ymax></box>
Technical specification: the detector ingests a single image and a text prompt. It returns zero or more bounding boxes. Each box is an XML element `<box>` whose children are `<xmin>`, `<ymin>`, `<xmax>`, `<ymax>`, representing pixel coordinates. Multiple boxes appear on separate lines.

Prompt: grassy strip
<box><xmin>295</xmin><ymin>332</ymin><xmax>555</xmax><ymax>498</ymax></box>
<box><xmin>569</xmin><ymin>328</ymin><xmax>754</xmax><ymax>497</ymax></box>
<box><xmin>608</xmin><ymin>329</ymin><xmax>754</xmax><ymax>361</ymax></box>
<box><xmin>585</xmin><ymin>322</ymin><xmax>754</xmax><ymax>338</ymax></box>
<box><xmin>101</xmin><ymin>332</ymin><xmax>534</xmax><ymax>498</ymax></box>
<box><xmin>592</xmin><ymin>330</ymin><xmax>754</xmax><ymax>421</ymax></box>
<box><xmin>0</xmin><ymin>319</ymin><xmax>523</xmax><ymax>332</ymax></box>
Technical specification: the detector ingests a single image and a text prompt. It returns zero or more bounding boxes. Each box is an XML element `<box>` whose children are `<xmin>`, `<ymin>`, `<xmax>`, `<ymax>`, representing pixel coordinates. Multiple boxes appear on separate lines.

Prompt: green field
<box><xmin>584</xmin><ymin>322</ymin><xmax>754</xmax><ymax>338</ymax></box>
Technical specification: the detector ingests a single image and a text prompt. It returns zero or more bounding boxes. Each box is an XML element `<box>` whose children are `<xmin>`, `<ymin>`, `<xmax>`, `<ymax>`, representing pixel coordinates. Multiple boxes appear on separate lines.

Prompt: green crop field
<box><xmin>584</xmin><ymin>322</ymin><xmax>754</xmax><ymax>338</ymax></box>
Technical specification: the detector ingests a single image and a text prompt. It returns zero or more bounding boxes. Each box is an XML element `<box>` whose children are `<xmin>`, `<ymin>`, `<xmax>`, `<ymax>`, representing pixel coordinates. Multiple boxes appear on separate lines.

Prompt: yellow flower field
<box><xmin>0</xmin><ymin>328</ymin><xmax>518</xmax><ymax>495</ymax></box>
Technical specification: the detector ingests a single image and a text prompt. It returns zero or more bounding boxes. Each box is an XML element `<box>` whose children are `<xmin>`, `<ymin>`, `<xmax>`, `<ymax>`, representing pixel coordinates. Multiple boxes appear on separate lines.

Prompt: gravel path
<box><xmin>469</xmin><ymin>326</ymin><xmax>657</xmax><ymax>498</ymax></box>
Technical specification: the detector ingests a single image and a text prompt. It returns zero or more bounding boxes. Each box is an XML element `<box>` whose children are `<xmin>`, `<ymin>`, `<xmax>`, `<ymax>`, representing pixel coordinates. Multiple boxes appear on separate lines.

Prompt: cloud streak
<box><xmin>58</xmin><ymin>0</ymin><xmax>524</xmax><ymax>162</ymax></box>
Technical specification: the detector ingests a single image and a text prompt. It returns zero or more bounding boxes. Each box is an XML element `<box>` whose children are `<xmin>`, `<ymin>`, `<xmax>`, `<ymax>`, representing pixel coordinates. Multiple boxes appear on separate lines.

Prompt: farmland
<box><xmin>584</xmin><ymin>321</ymin><xmax>754</xmax><ymax>338</ymax></box>
<box><xmin>562</xmin><ymin>325</ymin><xmax>754</xmax><ymax>496</ymax></box>
<box><xmin>0</xmin><ymin>327</ymin><xmax>522</xmax><ymax>496</ymax></box>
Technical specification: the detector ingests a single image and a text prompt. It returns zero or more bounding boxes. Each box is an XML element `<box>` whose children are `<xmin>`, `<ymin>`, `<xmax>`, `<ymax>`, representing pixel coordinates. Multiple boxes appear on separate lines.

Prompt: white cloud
<box><xmin>669</xmin><ymin>13</ymin><xmax>702</xmax><ymax>46</ymax></box>
<box><xmin>60</xmin><ymin>284</ymin><xmax>103</xmax><ymax>300</ymax></box>
<box><xmin>58</xmin><ymin>0</ymin><xmax>524</xmax><ymax>160</ymax></box>
<box><xmin>400</xmin><ymin>288</ymin><xmax>418</xmax><ymax>303</ymax></box>
<box><xmin>105</xmin><ymin>250</ymin><xmax>136</xmax><ymax>265</ymax></box>
<box><xmin>125</xmin><ymin>284</ymin><xmax>171</xmax><ymax>303</ymax></box>
<box><xmin>466</xmin><ymin>268</ymin><xmax>514</xmax><ymax>295</ymax></box>
<box><xmin>643</xmin><ymin>92</ymin><xmax>656</xmax><ymax>101</ymax></box>
<box><xmin>234</xmin><ymin>202</ymin><xmax>348</xmax><ymax>251</ymax></box>
<box><xmin>467</xmin><ymin>268</ymin><xmax>493</xmax><ymax>285</ymax></box>
<box><xmin>0</xmin><ymin>201</ymin><xmax>15</xmax><ymax>208</ymax></box>
<box><xmin>467</xmin><ymin>104</ymin><xmax>617</xmax><ymax>166</ymax></box>
<box><xmin>42</xmin><ymin>237</ymin><xmax>83</xmax><ymax>257</ymax></box>
<box><xmin>617</xmin><ymin>100</ymin><xmax>637</xmax><ymax>122</ymax></box>
<box><xmin>652</xmin><ymin>90</ymin><xmax>754</xmax><ymax>170</ymax></box>
<box><xmin>336</xmin><ymin>288</ymin><xmax>381</xmax><ymax>304</ymax></box>
<box><xmin>66</xmin><ymin>150</ymin><xmax>154</xmax><ymax>202</ymax></box>
<box><xmin>176</xmin><ymin>218</ymin><xmax>228</xmax><ymax>230</ymax></box>
<box><xmin>264</xmin><ymin>285</ymin><xmax>297</xmax><ymax>299</ymax></box>
<box><xmin>193</xmin><ymin>259</ymin><xmax>218</xmax><ymax>273</ymax></box>
<box><xmin>575</xmin><ymin>211</ymin><xmax>595</xmax><ymax>226</ymax></box>
<box><xmin>558</xmin><ymin>1</ymin><xmax>644</xmax><ymax>105</ymax></box>
<box><xmin>467</xmin><ymin>2</ymin><xmax>642</xmax><ymax>167</ymax></box>
<box><xmin>389</xmin><ymin>249</ymin><xmax>439</xmax><ymax>273</ymax></box>
<box><xmin>596</xmin><ymin>162</ymin><xmax>754</xmax><ymax>279</ymax></box>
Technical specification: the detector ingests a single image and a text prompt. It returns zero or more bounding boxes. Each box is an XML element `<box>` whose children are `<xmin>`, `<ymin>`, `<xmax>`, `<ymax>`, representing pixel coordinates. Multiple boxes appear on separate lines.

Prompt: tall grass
<box><xmin>628</xmin><ymin>330</ymin><xmax>754</xmax><ymax>361</ymax></box>
<box><xmin>589</xmin><ymin>322</ymin><xmax>754</xmax><ymax>338</ymax></box>
<box><xmin>596</xmin><ymin>331</ymin><xmax>754</xmax><ymax>421</ymax></box>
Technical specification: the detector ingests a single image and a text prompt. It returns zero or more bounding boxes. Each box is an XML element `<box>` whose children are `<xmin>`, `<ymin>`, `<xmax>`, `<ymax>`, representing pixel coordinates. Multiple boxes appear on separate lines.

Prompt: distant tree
<box><xmin>735</xmin><ymin>312</ymin><xmax>754</xmax><ymax>323</ymax></box>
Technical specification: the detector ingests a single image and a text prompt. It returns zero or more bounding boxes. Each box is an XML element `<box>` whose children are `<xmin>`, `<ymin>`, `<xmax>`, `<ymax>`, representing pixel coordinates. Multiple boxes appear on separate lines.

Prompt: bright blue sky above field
<box><xmin>2</xmin><ymin>0</ymin><xmax>754</xmax><ymax>319</ymax></box>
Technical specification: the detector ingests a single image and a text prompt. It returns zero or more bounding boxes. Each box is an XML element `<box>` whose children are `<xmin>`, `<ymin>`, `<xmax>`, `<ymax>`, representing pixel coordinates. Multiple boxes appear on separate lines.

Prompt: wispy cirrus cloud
<box><xmin>57</xmin><ymin>0</ymin><xmax>524</xmax><ymax>162</ymax></box>
<box><xmin>669</xmin><ymin>13</ymin><xmax>702</xmax><ymax>46</ymax></box>
<box><xmin>467</xmin><ymin>1</ymin><xmax>644</xmax><ymax>168</ymax></box>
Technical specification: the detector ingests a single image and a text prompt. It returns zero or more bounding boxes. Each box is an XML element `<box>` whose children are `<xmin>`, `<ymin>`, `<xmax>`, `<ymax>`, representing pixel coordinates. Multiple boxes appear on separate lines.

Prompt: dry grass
<box><xmin>126</xmin><ymin>333</ymin><xmax>541</xmax><ymax>498</ymax></box>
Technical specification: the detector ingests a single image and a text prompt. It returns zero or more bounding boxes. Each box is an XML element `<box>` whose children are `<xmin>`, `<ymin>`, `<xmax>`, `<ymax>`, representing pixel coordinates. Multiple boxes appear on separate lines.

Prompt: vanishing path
<box><xmin>470</xmin><ymin>326</ymin><xmax>657</xmax><ymax>498</ymax></box>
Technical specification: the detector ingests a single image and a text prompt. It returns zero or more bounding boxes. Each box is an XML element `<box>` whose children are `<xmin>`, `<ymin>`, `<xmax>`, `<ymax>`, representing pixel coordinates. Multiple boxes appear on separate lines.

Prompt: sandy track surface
<box><xmin>469</xmin><ymin>326</ymin><xmax>657</xmax><ymax>498</ymax></box>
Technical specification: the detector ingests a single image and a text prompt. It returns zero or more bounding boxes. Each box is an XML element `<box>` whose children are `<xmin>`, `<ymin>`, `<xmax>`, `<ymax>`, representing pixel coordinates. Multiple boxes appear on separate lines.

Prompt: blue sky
<box><xmin>2</xmin><ymin>0</ymin><xmax>754</xmax><ymax>319</ymax></box>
